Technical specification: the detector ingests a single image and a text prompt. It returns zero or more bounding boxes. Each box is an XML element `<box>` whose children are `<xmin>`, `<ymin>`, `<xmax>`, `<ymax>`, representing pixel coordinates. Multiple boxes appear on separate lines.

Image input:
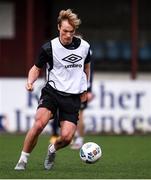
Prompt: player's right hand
<box><xmin>80</xmin><ymin>91</ymin><xmax>87</xmax><ymax>103</ymax></box>
<box><xmin>26</xmin><ymin>82</ymin><xmax>34</xmax><ymax>91</ymax></box>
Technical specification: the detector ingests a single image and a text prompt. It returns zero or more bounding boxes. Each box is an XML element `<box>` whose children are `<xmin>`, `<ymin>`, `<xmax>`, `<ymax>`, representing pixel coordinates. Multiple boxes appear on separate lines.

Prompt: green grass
<box><xmin>0</xmin><ymin>134</ymin><xmax>151</xmax><ymax>179</ymax></box>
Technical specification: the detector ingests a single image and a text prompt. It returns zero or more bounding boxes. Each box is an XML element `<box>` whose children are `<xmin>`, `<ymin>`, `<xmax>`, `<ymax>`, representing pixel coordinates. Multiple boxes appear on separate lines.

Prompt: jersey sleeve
<box><xmin>84</xmin><ymin>47</ymin><xmax>91</xmax><ymax>64</ymax></box>
<box><xmin>35</xmin><ymin>47</ymin><xmax>50</xmax><ymax>68</ymax></box>
<box><xmin>86</xmin><ymin>48</ymin><xmax>93</xmax><ymax>92</ymax></box>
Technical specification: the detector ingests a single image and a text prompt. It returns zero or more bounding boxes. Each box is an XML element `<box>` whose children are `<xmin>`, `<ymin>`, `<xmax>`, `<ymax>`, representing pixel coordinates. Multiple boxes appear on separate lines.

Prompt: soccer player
<box><xmin>49</xmin><ymin>40</ymin><xmax>94</xmax><ymax>149</ymax></box>
<box><xmin>14</xmin><ymin>9</ymin><xmax>91</xmax><ymax>170</ymax></box>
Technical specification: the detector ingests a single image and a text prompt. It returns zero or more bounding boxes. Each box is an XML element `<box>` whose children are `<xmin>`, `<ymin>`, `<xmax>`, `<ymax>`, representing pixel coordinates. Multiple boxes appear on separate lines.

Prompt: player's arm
<box><xmin>84</xmin><ymin>62</ymin><xmax>94</xmax><ymax>102</ymax></box>
<box><xmin>84</xmin><ymin>62</ymin><xmax>90</xmax><ymax>83</ymax></box>
<box><xmin>26</xmin><ymin>65</ymin><xmax>41</xmax><ymax>91</ymax></box>
<box><xmin>84</xmin><ymin>47</ymin><xmax>91</xmax><ymax>84</ymax></box>
<box><xmin>80</xmin><ymin>48</ymin><xmax>91</xmax><ymax>102</ymax></box>
<box><xmin>87</xmin><ymin>49</ymin><xmax>94</xmax><ymax>102</ymax></box>
<box><xmin>26</xmin><ymin>44</ymin><xmax>51</xmax><ymax>91</ymax></box>
<box><xmin>80</xmin><ymin>62</ymin><xmax>90</xmax><ymax>102</ymax></box>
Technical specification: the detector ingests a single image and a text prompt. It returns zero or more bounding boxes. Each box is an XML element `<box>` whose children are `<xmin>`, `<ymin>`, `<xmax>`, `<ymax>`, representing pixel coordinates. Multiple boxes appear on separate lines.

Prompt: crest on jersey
<box><xmin>62</xmin><ymin>54</ymin><xmax>82</xmax><ymax>63</ymax></box>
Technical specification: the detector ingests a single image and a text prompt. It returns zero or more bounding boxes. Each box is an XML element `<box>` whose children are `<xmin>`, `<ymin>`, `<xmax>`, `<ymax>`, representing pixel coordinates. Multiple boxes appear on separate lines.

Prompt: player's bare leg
<box><xmin>44</xmin><ymin>121</ymin><xmax>76</xmax><ymax>170</ymax></box>
<box><xmin>15</xmin><ymin>108</ymin><xmax>52</xmax><ymax>170</ymax></box>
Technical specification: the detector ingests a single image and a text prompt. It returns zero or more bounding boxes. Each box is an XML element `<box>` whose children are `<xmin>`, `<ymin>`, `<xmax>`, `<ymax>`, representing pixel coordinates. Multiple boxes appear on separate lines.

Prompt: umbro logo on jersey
<box><xmin>62</xmin><ymin>54</ymin><xmax>82</xmax><ymax>63</ymax></box>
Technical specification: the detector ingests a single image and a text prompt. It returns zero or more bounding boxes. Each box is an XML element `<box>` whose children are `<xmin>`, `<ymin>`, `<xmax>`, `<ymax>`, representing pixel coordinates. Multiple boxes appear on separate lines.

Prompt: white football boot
<box><xmin>14</xmin><ymin>160</ymin><xmax>27</xmax><ymax>170</ymax></box>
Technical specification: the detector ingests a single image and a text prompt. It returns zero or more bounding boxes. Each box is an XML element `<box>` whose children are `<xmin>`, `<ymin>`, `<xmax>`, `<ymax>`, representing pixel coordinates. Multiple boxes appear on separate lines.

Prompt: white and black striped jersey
<box><xmin>35</xmin><ymin>36</ymin><xmax>91</xmax><ymax>94</ymax></box>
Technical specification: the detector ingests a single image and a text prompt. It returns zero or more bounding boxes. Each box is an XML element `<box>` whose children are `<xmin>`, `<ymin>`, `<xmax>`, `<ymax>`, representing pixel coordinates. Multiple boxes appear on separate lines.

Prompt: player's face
<box><xmin>58</xmin><ymin>20</ymin><xmax>75</xmax><ymax>45</ymax></box>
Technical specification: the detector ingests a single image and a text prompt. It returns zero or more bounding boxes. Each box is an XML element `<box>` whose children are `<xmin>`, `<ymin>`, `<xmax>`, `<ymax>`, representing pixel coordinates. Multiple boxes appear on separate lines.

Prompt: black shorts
<box><xmin>38</xmin><ymin>83</ymin><xmax>81</xmax><ymax>125</ymax></box>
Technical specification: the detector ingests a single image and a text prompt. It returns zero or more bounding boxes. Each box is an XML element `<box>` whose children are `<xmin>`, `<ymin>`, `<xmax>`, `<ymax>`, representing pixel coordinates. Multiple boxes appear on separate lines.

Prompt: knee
<box><xmin>61</xmin><ymin>132</ymin><xmax>73</xmax><ymax>145</ymax></box>
<box><xmin>34</xmin><ymin>116</ymin><xmax>45</xmax><ymax>133</ymax></box>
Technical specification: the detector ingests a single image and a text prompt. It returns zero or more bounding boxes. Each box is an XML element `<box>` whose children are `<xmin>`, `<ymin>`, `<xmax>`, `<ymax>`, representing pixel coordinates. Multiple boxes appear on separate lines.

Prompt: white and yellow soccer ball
<box><xmin>79</xmin><ymin>142</ymin><xmax>102</xmax><ymax>163</ymax></box>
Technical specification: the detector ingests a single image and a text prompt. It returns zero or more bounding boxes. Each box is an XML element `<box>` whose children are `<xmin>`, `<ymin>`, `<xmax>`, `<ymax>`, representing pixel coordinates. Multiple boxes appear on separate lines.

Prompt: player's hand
<box><xmin>80</xmin><ymin>91</ymin><xmax>87</xmax><ymax>103</ymax></box>
<box><xmin>87</xmin><ymin>92</ymin><xmax>94</xmax><ymax>102</ymax></box>
<box><xmin>26</xmin><ymin>82</ymin><xmax>34</xmax><ymax>91</ymax></box>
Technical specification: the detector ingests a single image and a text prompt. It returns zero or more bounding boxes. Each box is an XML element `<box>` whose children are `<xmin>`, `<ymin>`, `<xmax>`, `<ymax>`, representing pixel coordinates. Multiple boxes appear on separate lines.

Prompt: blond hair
<box><xmin>57</xmin><ymin>9</ymin><xmax>81</xmax><ymax>29</ymax></box>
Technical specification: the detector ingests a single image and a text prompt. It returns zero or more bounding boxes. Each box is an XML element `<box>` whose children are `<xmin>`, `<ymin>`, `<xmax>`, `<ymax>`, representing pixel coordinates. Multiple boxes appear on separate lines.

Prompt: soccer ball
<box><xmin>79</xmin><ymin>142</ymin><xmax>102</xmax><ymax>163</ymax></box>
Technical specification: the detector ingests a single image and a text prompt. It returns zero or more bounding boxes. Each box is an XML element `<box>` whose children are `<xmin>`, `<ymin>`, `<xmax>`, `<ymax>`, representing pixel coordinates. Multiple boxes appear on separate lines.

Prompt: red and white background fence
<box><xmin>0</xmin><ymin>77</ymin><xmax>151</xmax><ymax>134</ymax></box>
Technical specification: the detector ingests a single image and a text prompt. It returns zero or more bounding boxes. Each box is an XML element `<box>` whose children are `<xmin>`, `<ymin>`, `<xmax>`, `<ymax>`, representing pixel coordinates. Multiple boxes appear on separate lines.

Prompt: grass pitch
<box><xmin>0</xmin><ymin>133</ymin><xmax>151</xmax><ymax>179</ymax></box>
